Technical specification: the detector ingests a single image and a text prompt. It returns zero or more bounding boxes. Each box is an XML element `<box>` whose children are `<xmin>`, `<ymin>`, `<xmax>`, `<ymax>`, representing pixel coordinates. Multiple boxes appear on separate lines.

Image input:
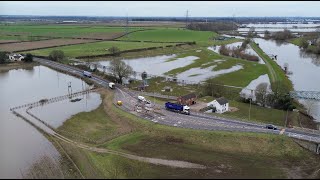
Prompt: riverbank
<box><xmin>0</xmin><ymin>62</ymin><xmax>38</xmax><ymax>72</ymax></box>
<box><xmin>55</xmin><ymin>88</ymin><xmax>320</xmax><ymax>178</ymax></box>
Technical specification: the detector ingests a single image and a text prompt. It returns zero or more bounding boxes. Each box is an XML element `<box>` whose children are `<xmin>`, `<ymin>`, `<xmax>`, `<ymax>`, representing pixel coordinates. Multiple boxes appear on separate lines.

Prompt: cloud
<box><xmin>0</xmin><ymin>1</ymin><xmax>319</xmax><ymax>17</ymax></box>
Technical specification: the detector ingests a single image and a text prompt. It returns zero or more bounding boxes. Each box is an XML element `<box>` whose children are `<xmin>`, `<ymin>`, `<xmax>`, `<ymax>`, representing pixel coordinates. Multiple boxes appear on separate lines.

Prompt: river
<box><xmin>0</xmin><ymin>65</ymin><xmax>101</xmax><ymax>178</ymax></box>
<box><xmin>252</xmin><ymin>38</ymin><xmax>320</xmax><ymax>122</ymax></box>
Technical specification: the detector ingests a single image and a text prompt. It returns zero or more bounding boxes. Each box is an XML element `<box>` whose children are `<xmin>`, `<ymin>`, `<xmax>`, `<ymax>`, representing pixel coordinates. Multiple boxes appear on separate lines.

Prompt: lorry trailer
<box><xmin>83</xmin><ymin>71</ymin><xmax>92</xmax><ymax>78</ymax></box>
<box><xmin>165</xmin><ymin>102</ymin><xmax>190</xmax><ymax>115</ymax></box>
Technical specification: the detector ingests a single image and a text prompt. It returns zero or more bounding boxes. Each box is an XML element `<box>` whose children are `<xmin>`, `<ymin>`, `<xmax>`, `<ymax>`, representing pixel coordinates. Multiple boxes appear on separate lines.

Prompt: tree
<box><xmin>202</xmin><ymin>79</ymin><xmax>226</xmax><ymax>98</ymax></box>
<box><xmin>300</xmin><ymin>38</ymin><xmax>309</xmax><ymax>49</ymax></box>
<box><xmin>109</xmin><ymin>59</ymin><xmax>133</xmax><ymax>84</ymax></box>
<box><xmin>49</xmin><ymin>50</ymin><xmax>65</xmax><ymax>61</ymax></box>
<box><xmin>255</xmin><ymin>83</ymin><xmax>269</xmax><ymax>107</ymax></box>
<box><xmin>108</xmin><ymin>46</ymin><xmax>120</xmax><ymax>56</ymax></box>
<box><xmin>264</xmin><ymin>30</ymin><xmax>271</xmax><ymax>39</ymax></box>
<box><xmin>0</xmin><ymin>51</ymin><xmax>8</xmax><ymax>64</ymax></box>
<box><xmin>23</xmin><ymin>53</ymin><xmax>33</xmax><ymax>62</ymax></box>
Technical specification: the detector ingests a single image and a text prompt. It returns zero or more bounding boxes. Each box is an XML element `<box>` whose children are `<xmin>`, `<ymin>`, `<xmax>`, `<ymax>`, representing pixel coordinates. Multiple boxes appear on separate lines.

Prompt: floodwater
<box><xmin>208</xmin><ymin>42</ymin><xmax>265</xmax><ymax>64</ymax></box>
<box><xmin>240</xmin><ymin>74</ymin><xmax>272</xmax><ymax>101</ymax></box>
<box><xmin>238</xmin><ymin>23</ymin><xmax>319</xmax><ymax>32</ymax></box>
<box><xmin>0</xmin><ymin>65</ymin><xmax>101</xmax><ymax>178</ymax></box>
<box><xmin>253</xmin><ymin>38</ymin><xmax>320</xmax><ymax>121</ymax></box>
<box><xmin>176</xmin><ymin>64</ymin><xmax>243</xmax><ymax>82</ymax></box>
<box><xmin>98</xmin><ymin>54</ymin><xmax>199</xmax><ymax>79</ymax></box>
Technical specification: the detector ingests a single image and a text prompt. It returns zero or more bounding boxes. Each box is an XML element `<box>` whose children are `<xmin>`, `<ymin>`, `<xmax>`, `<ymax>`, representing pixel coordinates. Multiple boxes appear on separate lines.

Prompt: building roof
<box><xmin>179</xmin><ymin>93</ymin><xmax>196</xmax><ymax>100</ymax></box>
<box><xmin>216</xmin><ymin>97</ymin><xmax>228</xmax><ymax>105</ymax></box>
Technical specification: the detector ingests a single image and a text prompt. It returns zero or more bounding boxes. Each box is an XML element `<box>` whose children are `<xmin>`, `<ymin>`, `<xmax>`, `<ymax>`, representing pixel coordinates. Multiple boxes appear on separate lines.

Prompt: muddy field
<box><xmin>0</xmin><ymin>39</ymin><xmax>98</xmax><ymax>52</ymax></box>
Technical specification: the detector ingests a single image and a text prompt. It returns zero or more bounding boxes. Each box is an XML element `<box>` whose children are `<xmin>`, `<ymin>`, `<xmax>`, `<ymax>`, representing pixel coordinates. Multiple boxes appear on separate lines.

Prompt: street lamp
<box><xmin>249</xmin><ymin>90</ymin><xmax>253</xmax><ymax>121</ymax></box>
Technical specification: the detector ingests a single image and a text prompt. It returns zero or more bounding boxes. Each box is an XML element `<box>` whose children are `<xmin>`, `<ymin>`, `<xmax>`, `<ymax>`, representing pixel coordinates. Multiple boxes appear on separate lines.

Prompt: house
<box><xmin>177</xmin><ymin>93</ymin><xmax>197</xmax><ymax>106</ymax></box>
<box><xmin>9</xmin><ymin>53</ymin><xmax>24</xmax><ymax>61</ymax></box>
<box><xmin>207</xmin><ymin>97</ymin><xmax>229</xmax><ymax>114</ymax></box>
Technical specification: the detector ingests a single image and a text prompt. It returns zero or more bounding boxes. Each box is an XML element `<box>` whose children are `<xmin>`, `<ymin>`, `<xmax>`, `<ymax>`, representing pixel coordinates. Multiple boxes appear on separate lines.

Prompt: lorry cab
<box><xmin>183</xmin><ymin>105</ymin><xmax>190</xmax><ymax>115</ymax></box>
<box><xmin>109</xmin><ymin>82</ymin><xmax>115</xmax><ymax>89</ymax></box>
<box><xmin>138</xmin><ymin>95</ymin><xmax>146</xmax><ymax>102</ymax></box>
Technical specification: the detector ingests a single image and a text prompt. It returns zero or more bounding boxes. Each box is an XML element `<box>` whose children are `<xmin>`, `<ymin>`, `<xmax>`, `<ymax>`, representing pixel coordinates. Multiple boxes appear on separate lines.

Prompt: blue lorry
<box><xmin>165</xmin><ymin>102</ymin><xmax>190</xmax><ymax>115</ymax></box>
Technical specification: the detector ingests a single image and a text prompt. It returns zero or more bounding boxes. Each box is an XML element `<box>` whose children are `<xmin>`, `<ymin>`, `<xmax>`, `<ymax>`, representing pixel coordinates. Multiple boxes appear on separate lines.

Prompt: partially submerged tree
<box><xmin>49</xmin><ymin>50</ymin><xmax>65</xmax><ymax>61</ymax></box>
<box><xmin>109</xmin><ymin>59</ymin><xmax>133</xmax><ymax>84</ymax></box>
<box><xmin>255</xmin><ymin>83</ymin><xmax>269</xmax><ymax>107</ymax></box>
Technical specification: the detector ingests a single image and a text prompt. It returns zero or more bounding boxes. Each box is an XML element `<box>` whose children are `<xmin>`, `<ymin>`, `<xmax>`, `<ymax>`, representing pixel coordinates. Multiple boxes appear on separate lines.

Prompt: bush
<box><xmin>108</xmin><ymin>46</ymin><xmax>120</xmax><ymax>56</ymax></box>
<box><xmin>0</xmin><ymin>51</ymin><xmax>8</xmax><ymax>64</ymax></box>
<box><xmin>23</xmin><ymin>53</ymin><xmax>33</xmax><ymax>62</ymax></box>
<box><xmin>49</xmin><ymin>50</ymin><xmax>65</xmax><ymax>61</ymax></box>
<box><xmin>186</xmin><ymin>22</ymin><xmax>237</xmax><ymax>32</ymax></box>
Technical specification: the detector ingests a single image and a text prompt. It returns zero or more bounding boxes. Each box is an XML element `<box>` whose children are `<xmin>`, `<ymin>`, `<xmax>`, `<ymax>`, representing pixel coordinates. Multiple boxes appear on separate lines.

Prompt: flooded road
<box><xmin>253</xmin><ymin>38</ymin><xmax>320</xmax><ymax>122</ymax></box>
<box><xmin>0</xmin><ymin>65</ymin><xmax>101</xmax><ymax>178</ymax></box>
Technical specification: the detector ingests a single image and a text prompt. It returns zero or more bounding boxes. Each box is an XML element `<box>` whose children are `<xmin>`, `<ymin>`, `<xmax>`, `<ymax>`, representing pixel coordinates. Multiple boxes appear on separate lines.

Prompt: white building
<box><xmin>9</xmin><ymin>53</ymin><xmax>24</xmax><ymax>61</ymax></box>
<box><xmin>207</xmin><ymin>97</ymin><xmax>229</xmax><ymax>114</ymax></box>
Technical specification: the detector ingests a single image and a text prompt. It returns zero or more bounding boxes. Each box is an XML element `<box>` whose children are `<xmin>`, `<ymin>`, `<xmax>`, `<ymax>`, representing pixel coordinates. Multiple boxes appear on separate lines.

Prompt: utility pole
<box><xmin>285</xmin><ymin>108</ymin><xmax>289</xmax><ymax>128</ymax></box>
<box><xmin>249</xmin><ymin>90</ymin><xmax>253</xmax><ymax>121</ymax></box>
<box><xmin>185</xmin><ymin>10</ymin><xmax>189</xmax><ymax>29</ymax></box>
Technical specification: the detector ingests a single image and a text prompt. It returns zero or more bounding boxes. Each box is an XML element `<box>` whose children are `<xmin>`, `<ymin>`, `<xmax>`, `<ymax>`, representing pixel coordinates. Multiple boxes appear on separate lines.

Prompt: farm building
<box><xmin>9</xmin><ymin>53</ymin><xmax>24</xmax><ymax>61</ymax></box>
<box><xmin>207</xmin><ymin>97</ymin><xmax>229</xmax><ymax>114</ymax></box>
<box><xmin>177</xmin><ymin>93</ymin><xmax>197</xmax><ymax>106</ymax></box>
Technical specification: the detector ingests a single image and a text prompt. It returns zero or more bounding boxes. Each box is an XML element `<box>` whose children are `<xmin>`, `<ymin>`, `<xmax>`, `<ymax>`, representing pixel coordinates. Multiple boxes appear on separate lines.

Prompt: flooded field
<box><xmin>208</xmin><ymin>42</ymin><xmax>265</xmax><ymax>64</ymax></box>
<box><xmin>176</xmin><ymin>64</ymin><xmax>243</xmax><ymax>82</ymax></box>
<box><xmin>98</xmin><ymin>54</ymin><xmax>198</xmax><ymax>78</ymax></box>
<box><xmin>240</xmin><ymin>74</ymin><xmax>272</xmax><ymax>101</ymax></box>
<box><xmin>0</xmin><ymin>65</ymin><xmax>101</xmax><ymax>178</ymax></box>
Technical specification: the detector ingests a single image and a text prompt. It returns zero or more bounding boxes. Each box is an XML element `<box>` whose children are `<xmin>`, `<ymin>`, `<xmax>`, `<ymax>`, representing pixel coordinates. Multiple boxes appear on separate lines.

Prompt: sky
<box><xmin>0</xmin><ymin>1</ymin><xmax>320</xmax><ymax>17</ymax></box>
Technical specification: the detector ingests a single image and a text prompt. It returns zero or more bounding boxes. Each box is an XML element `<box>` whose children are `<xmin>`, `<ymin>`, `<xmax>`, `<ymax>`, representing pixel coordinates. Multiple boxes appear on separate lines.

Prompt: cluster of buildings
<box><xmin>7</xmin><ymin>53</ymin><xmax>24</xmax><ymax>61</ymax></box>
<box><xmin>177</xmin><ymin>93</ymin><xmax>229</xmax><ymax>114</ymax></box>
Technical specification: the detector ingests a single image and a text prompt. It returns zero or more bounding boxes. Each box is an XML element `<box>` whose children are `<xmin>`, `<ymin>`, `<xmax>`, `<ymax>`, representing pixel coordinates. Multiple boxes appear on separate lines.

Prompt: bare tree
<box><xmin>303</xmin><ymin>99</ymin><xmax>317</xmax><ymax>115</ymax></box>
<box><xmin>109</xmin><ymin>59</ymin><xmax>133</xmax><ymax>84</ymax></box>
<box><xmin>255</xmin><ymin>83</ymin><xmax>269</xmax><ymax>107</ymax></box>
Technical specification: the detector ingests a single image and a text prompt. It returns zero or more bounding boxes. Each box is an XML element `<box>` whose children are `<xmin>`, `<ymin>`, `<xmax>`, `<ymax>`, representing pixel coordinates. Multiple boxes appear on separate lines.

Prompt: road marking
<box><xmin>279</xmin><ymin>128</ymin><xmax>286</xmax><ymax>135</ymax></box>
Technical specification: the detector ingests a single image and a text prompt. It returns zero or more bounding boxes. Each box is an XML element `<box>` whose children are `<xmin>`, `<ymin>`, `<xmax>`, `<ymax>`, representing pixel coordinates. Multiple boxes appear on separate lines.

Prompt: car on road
<box><xmin>265</xmin><ymin>124</ymin><xmax>278</xmax><ymax>130</ymax></box>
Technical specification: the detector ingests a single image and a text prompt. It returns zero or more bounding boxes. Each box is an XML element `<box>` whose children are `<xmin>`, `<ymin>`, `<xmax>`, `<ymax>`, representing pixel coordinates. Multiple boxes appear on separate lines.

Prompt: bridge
<box><xmin>290</xmin><ymin>91</ymin><xmax>320</xmax><ymax>100</ymax></box>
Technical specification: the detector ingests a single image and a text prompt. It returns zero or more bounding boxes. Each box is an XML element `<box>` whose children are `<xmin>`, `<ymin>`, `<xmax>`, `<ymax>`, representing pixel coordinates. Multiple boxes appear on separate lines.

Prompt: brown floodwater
<box><xmin>0</xmin><ymin>65</ymin><xmax>101</xmax><ymax>178</ymax></box>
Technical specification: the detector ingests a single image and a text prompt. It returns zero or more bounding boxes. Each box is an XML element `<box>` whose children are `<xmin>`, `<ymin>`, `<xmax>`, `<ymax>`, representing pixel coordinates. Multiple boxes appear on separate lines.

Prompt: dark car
<box><xmin>265</xmin><ymin>124</ymin><xmax>278</xmax><ymax>130</ymax></box>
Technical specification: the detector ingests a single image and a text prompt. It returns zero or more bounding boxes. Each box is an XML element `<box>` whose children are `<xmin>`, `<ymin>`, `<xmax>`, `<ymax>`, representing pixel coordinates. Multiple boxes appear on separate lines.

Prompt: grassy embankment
<box><xmin>250</xmin><ymin>42</ymin><xmax>293</xmax><ymax>91</ymax></box>
<box><xmin>56</xmin><ymin>89</ymin><xmax>320</xmax><ymax>178</ymax></box>
<box><xmin>289</xmin><ymin>37</ymin><xmax>319</xmax><ymax>54</ymax></box>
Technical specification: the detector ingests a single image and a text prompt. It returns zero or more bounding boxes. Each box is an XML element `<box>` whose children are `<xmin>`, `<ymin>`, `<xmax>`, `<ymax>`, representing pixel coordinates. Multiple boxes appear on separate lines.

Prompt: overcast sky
<box><xmin>1</xmin><ymin>1</ymin><xmax>319</xmax><ymax>17</ymax></box>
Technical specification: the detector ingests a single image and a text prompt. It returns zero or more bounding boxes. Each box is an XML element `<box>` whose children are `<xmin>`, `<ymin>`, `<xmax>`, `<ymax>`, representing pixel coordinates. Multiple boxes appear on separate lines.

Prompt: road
<box><xmin>33</xmin><ymin>57</ymin><xmax>320</xmax><ymax>144</ymax></box>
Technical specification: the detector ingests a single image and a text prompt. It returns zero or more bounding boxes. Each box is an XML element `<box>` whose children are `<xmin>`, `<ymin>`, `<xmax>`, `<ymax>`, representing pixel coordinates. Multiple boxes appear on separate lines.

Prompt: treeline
<box><xmin>264</xmin><ymin>29</ymin><xmax>296</xmax><ymax>40</ymax></box>
<box><xmin>186</xmin><ymin>22</ymin><xmax>237</xmax><ymax>32</ymax></box>
<box><xmin>219</xmin><ymin>39</ymin><xmax>259</xmax><ymax>62</ymax></box>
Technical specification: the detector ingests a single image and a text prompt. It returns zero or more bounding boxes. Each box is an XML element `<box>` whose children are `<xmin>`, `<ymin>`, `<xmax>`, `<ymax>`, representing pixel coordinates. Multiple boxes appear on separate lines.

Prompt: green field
<box><xmin>119</xmin><ymin>28</ymin><xmax>217</xmax><ymax>45</ymax></box>
<box><xmin>0</xmin><ymin>24</ymin><xmax>142</xmax><ymax>38</ymax></box>
<box><xmin>23</xmin><ymin>41</ymin><xmax>176</xmax><ymax>58</ymax></box>
<box><xmin>57</xmin><ymin>89</ymin><xmax>320</xmax><ymax>179</ymax></box>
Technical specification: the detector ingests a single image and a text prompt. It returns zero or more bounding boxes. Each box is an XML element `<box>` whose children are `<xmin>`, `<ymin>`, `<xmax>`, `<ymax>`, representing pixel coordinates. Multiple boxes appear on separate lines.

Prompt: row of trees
<box><xmin>264</xmin><ymin>29</ymin><xmax>295</xmax><ymax>40</ymax></box>
<box><xmin>186</xmin><ymin>22</ymin><xmax>237</xmax><ymax>32</ymax></box>
<box><xmin>219</xmin><ymin>39</ymin><xmax>259</xmax><ymax>62</ymax></box>
<box><xmin>298</xmin><ymin>37</ymin><xmax>320</xmax><ymax>54</ymax></box>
